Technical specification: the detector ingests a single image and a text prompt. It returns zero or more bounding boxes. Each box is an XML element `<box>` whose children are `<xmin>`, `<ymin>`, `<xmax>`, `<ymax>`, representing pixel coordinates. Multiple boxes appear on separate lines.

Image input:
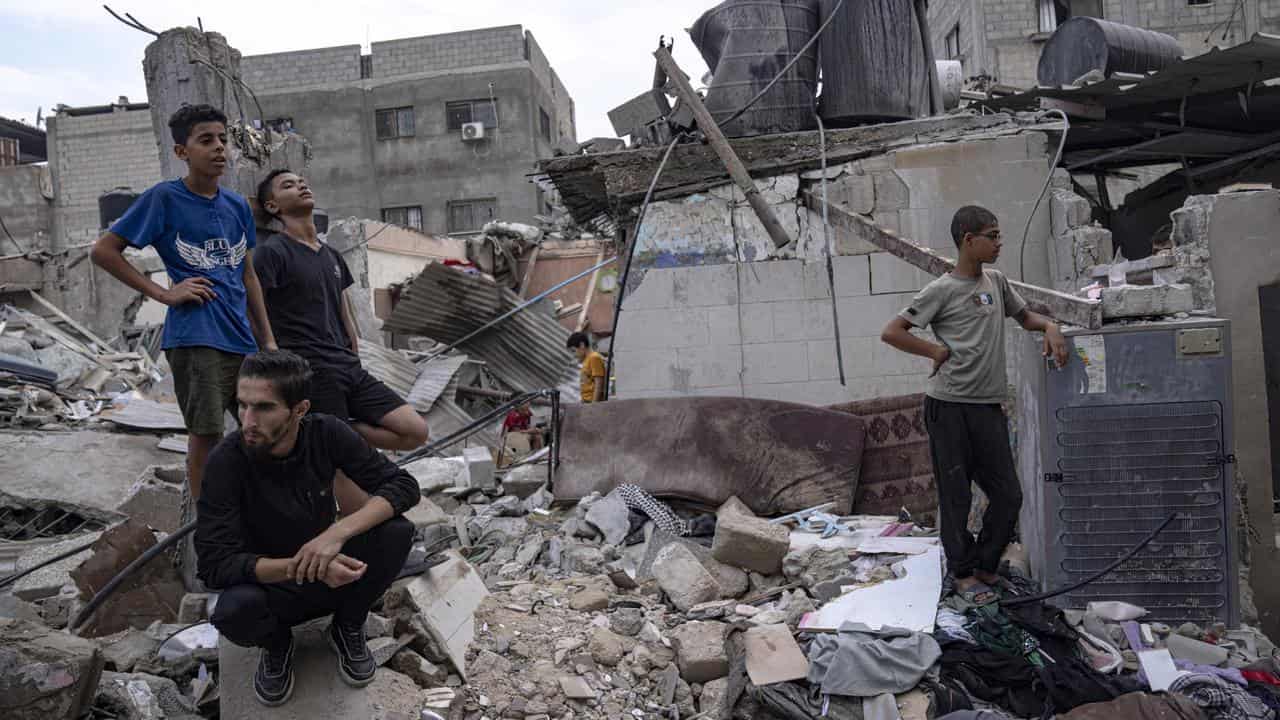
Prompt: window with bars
<box><xmin>381</xmin><ymin>206</ymin><xmax>423</xmax><ymax>230</ymax></box>
<box><xmin>375</xmin><ymin>107</ymin><xmax>415</xmax><ymax>140</ymax></box>
<box><xmin>539</xmin><ymin>107</ymin><xmax>552</xmax><ymax>142</ymax></box>
<box><xmin>944</xmin><ymin>24</ymin><xmax>961</xmax><ymax>60</ymax></box>
<box><xmin>445</xmin><ymin>99</ymin><xmax>499</xmax><ymax>130</ymax></box>
<box><xmin>447</xmin><ymin>198</ymin><xmax>498</xmax><ymax>234</ymax></box>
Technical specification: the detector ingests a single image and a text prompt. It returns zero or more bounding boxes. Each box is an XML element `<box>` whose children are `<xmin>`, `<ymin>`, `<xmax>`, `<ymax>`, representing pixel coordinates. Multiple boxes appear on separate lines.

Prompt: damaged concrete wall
<box><xmin>324</xmin><ymin>218</ymin><xmax>384</xmax><ymax>344</ymax></box>
<box><xmin>0</xmin><ymin>165</ymin><xmax>53</xmax><ymax>253</ymax></box>
<box><xmin>614</xmin><ymin>132</ymin><xmax>1056</xmax><ymax>406</ymax></box>
<box><xmin>46</xmin><ymin>107</ymin><xmax>162</xmax><ymax>252</ymax></box>
<box><xmin>1167</xmin><ymin>190</ymin><xmax>1280</xmax><ymax>639</ymax></box>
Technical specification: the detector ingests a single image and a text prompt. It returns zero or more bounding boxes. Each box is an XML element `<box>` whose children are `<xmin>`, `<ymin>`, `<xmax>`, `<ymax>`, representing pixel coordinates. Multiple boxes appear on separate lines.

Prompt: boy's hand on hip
<box><xmin>1044</xmin><ymin>325</ymin><xmax>1069</xmax><ymax>369</ymax></box>
<box><xmin>162</xmin><ymin>277</ymin><xmax>216</xmax><ymax>306</ymax></box>
<box><xmin>929</xmin><ymin>345</ymin><xmax>951</xmax><ymax>378</ymax></box>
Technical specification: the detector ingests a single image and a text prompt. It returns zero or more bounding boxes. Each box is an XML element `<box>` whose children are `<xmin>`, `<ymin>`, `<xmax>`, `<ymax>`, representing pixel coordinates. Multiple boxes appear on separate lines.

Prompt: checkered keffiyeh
<box><xmin>616</xmin><ymin>484</ymin><xmax>689</xmax><ymax>536</ymax></box>
<box><xmin>1170</xmin><ymin>673</ymin><xmax>1276</xmax><ymax>720</ymax></box>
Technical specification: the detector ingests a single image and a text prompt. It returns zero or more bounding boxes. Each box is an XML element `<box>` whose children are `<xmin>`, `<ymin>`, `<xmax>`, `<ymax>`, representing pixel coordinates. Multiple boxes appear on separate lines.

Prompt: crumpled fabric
<box><xmin>1170</xmin><ymin>672</ymin><xmax>1276</xmax><ymax>720</ymax></box>
<box><xmin>1059</xmin><ymin>692</ymin><xmax>1207</xmax><ymax>720</ymax></box>
<box><xmin>935</xmin><ymin>607</ymin><xmax>977</xmax><ymax>647</ymax></box>
<box><xmin>616</xmin><ymin>484</ymin><xmax>690</xmax><ymax>535</ymax></box>
<box><xmin>807</xmin><ymin>622</ymin><xmax>942</xmax><ymax>697</ymax></box>
<box><xmin>746</xmin><ymin>681</ymin><xmax>865</xmax><ymax>720</ymax></box>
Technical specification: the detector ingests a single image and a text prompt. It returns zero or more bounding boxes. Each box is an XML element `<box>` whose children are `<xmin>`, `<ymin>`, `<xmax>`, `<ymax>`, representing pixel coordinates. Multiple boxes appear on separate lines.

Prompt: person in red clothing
<box><xmin>502</xmin><ymin>402</ymin><xmax>543</xmax><ymax>452</ymax></box>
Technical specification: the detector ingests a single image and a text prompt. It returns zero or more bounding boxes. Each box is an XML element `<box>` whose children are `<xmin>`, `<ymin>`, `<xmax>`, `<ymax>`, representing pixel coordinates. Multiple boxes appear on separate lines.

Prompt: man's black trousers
<box><xmin>211</xmin><ymin>517</ymin><xmax>413</xmax><ymax>648</ymax></box>
<box><xmin>923</xmin><ymin>397</ymin><xmax>1023</xmax><ymax>579</ymax></box>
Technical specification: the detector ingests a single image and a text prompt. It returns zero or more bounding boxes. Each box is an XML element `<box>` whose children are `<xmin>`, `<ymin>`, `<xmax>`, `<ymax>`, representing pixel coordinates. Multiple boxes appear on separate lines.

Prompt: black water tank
<box><xmin>1037</xmin><ymin>17</ymin><xmax>1183</xmax><ymax>87</ymax></box>
<box><xmin>98</xmin><ymin>187</ymin><xmax>139</xmax><ymax>230</ymax></box>
<box><xmin>817</xmin><ymin>0</ymin><xmax>930</xmax><ymax>125</ymax></box>
<box><xmin>690</xmin><ymin>0</ymin><xmax>821</xmax><ymax>138</ymax></box>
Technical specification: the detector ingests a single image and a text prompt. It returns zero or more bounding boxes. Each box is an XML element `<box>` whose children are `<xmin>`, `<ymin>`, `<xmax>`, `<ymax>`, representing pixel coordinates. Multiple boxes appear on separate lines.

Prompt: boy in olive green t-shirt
<box><xmin>881</xmin><ymin>205</ymin><xmax>1068</xmax><ymax>605</ymax></box>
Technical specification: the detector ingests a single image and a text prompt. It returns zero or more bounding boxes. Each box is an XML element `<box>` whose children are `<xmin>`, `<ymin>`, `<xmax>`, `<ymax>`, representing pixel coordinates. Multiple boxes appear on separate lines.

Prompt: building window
<box><xmin>382</xmin><ymin>206</ymin><xmax>423</xmax><ymax>230</ymax></box>
<box><xmin>447</xmin><ymin>198</ymin><xmax>498</xmax><ymax>234</ymax></box>
<box><xmin>944</xmin><ymin>24</ymin><xmax>961</xmax><ymax>60</ymax></box>
<box><xmin>446</xmin><ymin>100</ymin><xmax>499</xmax><ymax>131</ymax></box>
<box><xmin>539</xmin><ymin>107</ymin><xmax>552</xmax><ymax>142</ymax></box>
<box><xmin>375</xmin><ymin>107</ymin><xmax>415</xmax><ymax>140</ymax></box>
<box><xmin>1039</xmin><ymin>0</ymin><xmax>1102</xmax><ymax>33</ymax></box>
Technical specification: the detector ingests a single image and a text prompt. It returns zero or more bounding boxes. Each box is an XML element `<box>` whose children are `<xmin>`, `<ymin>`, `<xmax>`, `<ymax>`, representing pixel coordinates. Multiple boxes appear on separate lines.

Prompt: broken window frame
<box><xmin>944</xmin><ymin>24</ymin><xmax>961</xmax><ymax>60</ymax></box>
<box><xmin>381</xmin><ymin>205</ymin><xmax>423</xmax><ymax>231</ymax></box>
<box><xmin>447</xmin><ymin>198</ymin><xmax>498</xmax><ymax>235</ymax></box>
<box><xmin>445</xmin><ymin>99</ymin><xmax>499</xmax><ymax>131</ymax></box>
<box><xmin>375</xmin><ymin>106</ymin><xmax>416</xmax><ymax>140</ymax></box>
<box><xmin>539</xmin><ymin>107</ymin><xmax>552</xmax><ymax>142</ymax></box>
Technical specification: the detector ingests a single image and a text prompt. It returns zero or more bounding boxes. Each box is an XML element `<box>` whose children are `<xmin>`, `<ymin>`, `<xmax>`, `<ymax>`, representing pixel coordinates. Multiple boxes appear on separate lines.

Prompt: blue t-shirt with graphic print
<box><xmin>111</xmin><ymin>179</ymin><xmax>258</xmax><ymax>355</ymax></box>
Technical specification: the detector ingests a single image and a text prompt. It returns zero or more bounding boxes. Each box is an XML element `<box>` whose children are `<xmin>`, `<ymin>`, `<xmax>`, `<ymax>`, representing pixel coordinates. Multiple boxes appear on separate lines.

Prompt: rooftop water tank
<box><xmin>817</xmin><ymin>0</ymin><xmax>930</xmax><ymax>125</ymax></box>
<box><xmin>98</xmin><ymin>187</ymin><xmax>139</xmax><ymax>230</ymax></box>
<box><xmin>1037</xmin><ymin>17</ymin><xmax>1183</xmax><ymax>87</ymax></box>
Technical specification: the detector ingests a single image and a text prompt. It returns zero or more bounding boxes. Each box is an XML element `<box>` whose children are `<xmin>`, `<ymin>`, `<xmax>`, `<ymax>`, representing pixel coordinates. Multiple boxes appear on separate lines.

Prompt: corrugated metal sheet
<box><xmin>357</xmin><ymin>343</ymin><xmax>418</xmax><ymax>399</ymax></box>
<box><xmin>424</xmin><ymin>372</ymin><xmax>502</xmax><ymax>451</ymax></box>
<box><xmin>406</xmin><ymin>354</ymin><xmax>468</xmax><ymax>411</ymax></box>
<box><xmin>384</xmin><ymin>263</ymin><xmax>578</xmax><ymax>392</ymax></box>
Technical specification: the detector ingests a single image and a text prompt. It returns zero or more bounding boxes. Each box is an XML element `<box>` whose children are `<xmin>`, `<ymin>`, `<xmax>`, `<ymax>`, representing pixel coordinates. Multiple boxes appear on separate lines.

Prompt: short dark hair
<box><xmin>238</xmin><ymin>350</ymin><xmax>313</xmax><ymax>407</ymax></box>
<box><xmin>168</xmin><ymin>104</ymin><xmax>228</xmax><ymax>145</ymax></box>
<box><xmin>950</xmin><ymin>205</ymin><xmax>999</xmax><ymax>248</ymax></box>
<box><xmin>256</xmin><ymin>169</ymin><xmax>293</xmax><ymax>216</ymax></box>
<box><xmin>566</xmin><ymin>332</ymin><xmax>590</xmax><ymax>350</ymax></box>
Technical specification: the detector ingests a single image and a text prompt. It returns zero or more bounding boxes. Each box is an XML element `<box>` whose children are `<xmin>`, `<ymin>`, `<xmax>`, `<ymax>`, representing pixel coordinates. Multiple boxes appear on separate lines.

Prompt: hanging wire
<box><xmin>1018</xmin><ymin>109</ymin><xmax>1070</xmax><ymax>282</ymax></box>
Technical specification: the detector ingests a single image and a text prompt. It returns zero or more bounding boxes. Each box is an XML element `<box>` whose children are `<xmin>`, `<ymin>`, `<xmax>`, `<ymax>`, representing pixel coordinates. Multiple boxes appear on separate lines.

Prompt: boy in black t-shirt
<box><xmin>252</xmin><ymin>170</ymin><xmax>429</xmax><ymax>471</ymax></box>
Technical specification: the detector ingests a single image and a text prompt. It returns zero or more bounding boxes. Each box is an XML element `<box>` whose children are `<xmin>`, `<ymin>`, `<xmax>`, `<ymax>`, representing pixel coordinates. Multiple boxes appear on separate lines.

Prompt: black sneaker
<box><xmin>254</xmin><ymin>634</ymin><xmax>295</xmax><ymax>707</ymax></box>
<box><xmin>327</xmin><ymin>618</ymin><xmax>376</xmax><ymax>687</ymax></box>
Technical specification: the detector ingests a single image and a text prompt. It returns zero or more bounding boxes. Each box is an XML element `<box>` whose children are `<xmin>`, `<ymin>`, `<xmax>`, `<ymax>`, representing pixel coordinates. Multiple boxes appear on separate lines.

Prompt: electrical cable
<box><xmin>70</xmin><ymin>520</ymin><xmax>196</xmax><ymax>632</ymax></box>
<box><xmin>0</xmin><ymin>536</ymin><xmax>99</xmax><ymax>590</ymax></box>
<box><xmin>715</xmin><ymin>0</ymin><xmax>846</xmax><ymax>130</ymax></box>
<box><xmin>0</xmin><ymin>212</ymin><xmax>23</xmax><ymax>253</ymax></box>
<box><xmin>999</xmin><ymin>512</ymin><xmax>1179</xmax><ymax>608</ymax></box>
<box><xmin>1018</xmin><ymin>108</ymin><xmax>1070</xmax><ymax>282</ymax></box>
<box><xmin>815</xmin><ymin>113</ymin><xmax>846</xmax><ymax>386</ymax></box>
<box><xmin>156</xmin><ymin>620</ymin><xmax>211</xmax><ymax>656</ymax></box>
<box><xmin>603</xmin><ymin>134</ymin><xmax>684</xmax><ymax>395</ymax></box>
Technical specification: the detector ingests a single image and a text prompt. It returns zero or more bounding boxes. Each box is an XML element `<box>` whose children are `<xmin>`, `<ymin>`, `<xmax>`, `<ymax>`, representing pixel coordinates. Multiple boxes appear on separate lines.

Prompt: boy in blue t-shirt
<box><xmin>92</xmin><ymin>104</ymin><xmax>276</xmax><ymax>500</ymax></box>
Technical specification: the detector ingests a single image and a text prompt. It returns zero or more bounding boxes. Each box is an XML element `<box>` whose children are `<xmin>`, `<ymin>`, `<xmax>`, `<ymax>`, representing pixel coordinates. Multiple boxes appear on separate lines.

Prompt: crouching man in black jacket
<box><xmin>195</xmin><ymin>350</ymin><xmax>419</xmax><ymax>707</ymax></box>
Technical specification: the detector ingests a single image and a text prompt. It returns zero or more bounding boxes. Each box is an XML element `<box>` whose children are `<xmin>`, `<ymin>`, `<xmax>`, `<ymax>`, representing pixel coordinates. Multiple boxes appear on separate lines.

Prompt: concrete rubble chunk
<box><xmin>559</xmin><ymin>675</ymin><xmax>597</xmax><ymax>699</ymax></box>
<box><xmin>0</xmin><ymin>594</ymin><xmax>43</xmax><ymax>623</ymax></box>
<box><xmin>652</xmin><ymin>542</ymin><xmax>722</xmax><ymax>612</ymax></box>
<box><xmin>364</xmin><ymin>612</ymin><xmax>394</xmax><ymax>639</ymax></box>
<box><xmin>404</xmin><ymin>497</ymin><xmax>449</xmax><ymax>531</ymax></box>
<box><xmin>9</xmin><ymin>530</ymin><xmax>103</xmax><ymax>600</ymax></box>
<box><xmin>584</xmin><ymin>488</ymin><xmax>632</xmax><ymax>546</ymax></box>
<box><xmin>1166</xmin><ymin>633</ymin><xmax>1230</xmax><ymax>667</ymax></box>
<box><xmin>369</xmin><ymin>634</ymin><xmax>414</xmax><ymax>667</ymax></box>
<box><xmin>0</xmin><ymin>618</ymin><xmax>105</xmax><ymax>720</ymax></box>
<box><xmin>569</xmin><ymin>588</ymin><xmax>610</xmax><ymax>612</ymax></box>
<box><xmin>587</xmin><ymin>626</ymin><xmax>626</xmax><ymax>667</ymax></box>
<box><xmin>69</xmin><ymin>520</ymin><xmax>185</xmax><ymax>637</ymax></box>
<box><xmin>639</xmin><ymin>528</ymin><xmax>748</xmax><ymax>597</ymax></box>
<box><xmin>464</xmin><ymin>446</ymin><xmax>496</xmax><ymax>491</ymax></box>
<box><xmin>403</xmin><ymin>456</ymin><xmax>469</xmax><ymax>492</ymax></box>
<box><xmin>501</xmin><ymin>464</ymin><xmax>548</xmax><ymax>500</ymax></box>
<box><xmin>389</xmin><ymin>649</ymin><xmax>449</xmax><ymax>688</ymax></box>
<box><xmin>669</xmin><ymin>620</ymin><xmax>730</xmax><ymax>683</ymax></box>
<box><xmin>783</xmin><ymin>545</ymin><xmax>855</xmax><ymax>591</ymax></box>
<box><xmin>711</xmin><ymin>503</ymin><xmax>791</xmax><ymax>575</ymax></box>
<box><xmin>100</xmin><ymin>628</ymin><xmax>163</xmax><ymax>673</ymax></box>
<box><xmin>177</xmin><ymin>593</ymin><xmax>210</xmax><ymax>624</ymax></box>
<box><xmin>95</xmin><ymin>670</ymin><xmax>202</xmax><ymax>720</ymax></box>
<box><xmin>699</xmin><ymin>677</ymin><xmax>731</xmax><ymax>719</ymax></box>
<box><xmin>405</xmin><ymin>551</ymin><xmax>489</xmax><ymax>681</ymax></box>
<box><xmin>114</xmin><ymin>474</ymin><xmax>185</xmax><ymax>534</ymax></box>
<box><xmin>1100</xmin><ymin>283</ymin><xmax>1195</xmax><ymax>319</ymax></box>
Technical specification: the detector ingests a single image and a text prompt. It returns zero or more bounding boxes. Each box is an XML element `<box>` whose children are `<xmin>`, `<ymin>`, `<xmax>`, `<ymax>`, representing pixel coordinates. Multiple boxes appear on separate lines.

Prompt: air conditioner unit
<box><xmin>1017</xmin><ymin>318</ymin><xmax>1239</xmax><ymax>627</ymax></box>
<box><xmin>461</xmin><ymin>122</ymin><xmax>486</xmax><ymax>141</ymax></box>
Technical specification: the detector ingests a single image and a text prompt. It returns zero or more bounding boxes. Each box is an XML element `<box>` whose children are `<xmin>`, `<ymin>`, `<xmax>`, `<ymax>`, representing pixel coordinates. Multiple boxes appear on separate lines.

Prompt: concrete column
<box><xmin>143</xmin><ymin>28</ymin><xmax>246</xmax><ymax>185</ymax></box>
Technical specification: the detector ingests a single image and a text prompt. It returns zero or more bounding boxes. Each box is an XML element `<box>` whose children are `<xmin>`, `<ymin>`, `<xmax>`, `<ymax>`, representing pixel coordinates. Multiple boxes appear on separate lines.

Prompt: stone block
<box><xmin>739</xmin><ymin>260</ymin><xmax>807</xmax><ymax>304</ymax></box>
<box><xmin>0</xmin><ymin>618</ymin><xmax>104</xmax><ymax>720</ymax></box>
<box><xmin>388</xmin><ymin>649</ymin><xmax>449</xmax><ymax>688</ymax></box>
<box><xmin>699</xmin><ymin>676</ymin><xmax>731</xmax><ymax>718</ymax></box>
<box><xmin>669</xmin><ymin>621</ymin><xmax>730</xmax><ymax>683</ymax></box>
<box><xmin>1100</xmin><ymin>283</ymin><xmax>1195</xmax><ymax>319</ymax></box>
<box><xmin>405</xmin><ymin>550</ymin><xmax>489</xmax><ymax>680</ymax></box>
<box><xmin>651</xmin><ymin>543</ymin><xmax>722</xmax><ymax>612</ymax></box>
<box><xmin>870</xmin><ymin>252</ymin><xmax>930</xmax><ymax>295</ymax></box>
<box><xmin>463</xmin><ymin>447</ymin><xmax>496</xmax><ymax>491</ymax></box>
<box><xmin>584</xmin><ymin>488</ymin><xmax>631</xmax><ymax>546</ymax></box>
<box><xmin>741</xmin><ymin>342</ymin><xmax>809</xmax><ymax>385</ymax></box>
<box><xmin>827</xmin><ymin>171</ymin><xmax>875</xmax><ymax>214</ymax></box>
<box><xmin>1051</xmin><ymin>188</ymin><xmax>1092</xmax><ymax>237</ymax></box>
<box><xmin>672</xmin><ymin>264</ymin><xmax>739</xmax><ymax>307</ymax></box>
<box><xmin>711</xmin><ymin>506</ymin><xmax>790</xmax><ymax>575</ymax></box>
<box><xmin>638</xmin><ymin>529</ymin><xmax>748</xmax><ymax>598</ymax></box>
<box><xmin>501</xmin><ymin>464</ymin><xmax>547</xmax><ymax>500</ymax></box>
<box><xmin>707</xmin><ymin>305</ymin><xmax>743</xmax><ymax>346</ymax></box>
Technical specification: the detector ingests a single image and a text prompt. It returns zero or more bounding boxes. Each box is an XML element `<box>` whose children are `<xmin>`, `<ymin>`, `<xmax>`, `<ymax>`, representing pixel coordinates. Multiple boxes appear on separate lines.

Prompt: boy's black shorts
<box><xmin>307</xmin><ymin>361</ymin><xmax>406</xmax><ymax>425</ymax></box>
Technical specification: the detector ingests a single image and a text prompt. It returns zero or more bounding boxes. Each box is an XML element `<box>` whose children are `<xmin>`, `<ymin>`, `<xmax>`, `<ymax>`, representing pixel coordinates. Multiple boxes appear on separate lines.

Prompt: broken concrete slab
<box><xmin>1100</xmin><ymin>283</ymin><xmax>1195</xmax><ymax>319</ymax></box>
<box><xmin>70</xmin><ymin>519</ymin><xmax>184</xmax><ymax>637</ymax></box>
<box><xmin>501</xmin><ymin>464</ymin><xmax>548</xmax><ymax>500</ymax></box>
<box><xmin>0</xmin><ymin>617</ymin><xmax>104</xmax><ymax>720</ymax></box>
<box><xmin>0</xmin><ymin>430</ymin><xmax>178</xmax><ymax>511</ymax></box>
<box><xmin>711</xmin><ymin>504</ymin><xmax>790</xmax><ymax>575</ymax></box>
<box><xmin>388</xmin><ymin>649</ymin><xmax>449</xmax><ymax>688</ymax></box>
<box><xmin>669</xmin><ymin>620</ymin><xmax>730</xmax><ymax>683</ymax></box>
<box><xmin>219</xmin><ymin>621</ymin><xmax>425</xmax><ymax>719</ymax></box>
<box><xmin>463</xmin><ymin>446</ymin><xmax>496</xmax><ymax>491</ymax></box>
<box><xmin>95</xmin><ymin>670</ymin><xmax>202</xmax><ymax>720</ymax></box>
<box><xmin>652</xmin><ymin>542</ymin><xmax>722</xmax><ymax>612</ymax></box>
<box><xmin>584</xmin><ymin>488</ymin><xmax>632</xmax><ymax>546</ymax></box>
<box><xmin>402</xmin><ymin>456</ymin><xmax>469</xmax><ymax>493</ymax></box>
<box><xmin>0</xmin><ymin>594</ymin><xmax>43</xmax><ymax>623</ymax></box>
<box><xmin>699</xmin><ymin>677</ymin><xmax>731</xmax><ymax>719</ymax></box>
<box><xmin>404</xmin><ymin>550</ymin><xmax>489</xmax><ymax>681</ymax></box>
<box><xmin>1166</xmin><ymin>633</ymin><xmax>1230</xmax><ymax>666</ymax></box>
<box><xmin>114</xmin><ymin>467</ymin><xmax>185</xmax><ymax>533</ymax></box>
<box><xmin>638</xmin><ymin>529</ymin><xmax>748</xmax><ymax>597</ymax></box>
<box><xmin>559</xmin><ymin>674</ymin><xmax>597</xmax><ymax>699</ymax></box>
<box><xmin>404</xmin><ymin>497</ymin><xmax>449</xmax><ymax>531</ymax></box>
<box><xmin>743</xmin><ymin>623</ymin><xmax>810</xmax><ymax>686</ymax></box>
<box><xmin>100</xmin><ymin>628</ymin><xmax>163</xmax><ymax>673</ymax></box>
<box><xmin>8</xmin><ymin>530</ymin><xmax>103</xmax><ymax>600</ymax></box>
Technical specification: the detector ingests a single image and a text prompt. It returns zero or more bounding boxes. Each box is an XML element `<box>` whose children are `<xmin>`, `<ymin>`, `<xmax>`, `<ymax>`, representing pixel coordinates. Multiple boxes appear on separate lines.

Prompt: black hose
<box><xmin>0</xmin><ymin>536</ymin><xmax>99</xmax><ymax>590</ymax></box>
<box><xmin>70</xmin><ymin>520</ymin><xmax>196</xmax><ymax>632</ymax></box>
<box><xmin>999</xmin><ymin>512</ymin><xmax>1179</xmax><ymax>608</ymax></box>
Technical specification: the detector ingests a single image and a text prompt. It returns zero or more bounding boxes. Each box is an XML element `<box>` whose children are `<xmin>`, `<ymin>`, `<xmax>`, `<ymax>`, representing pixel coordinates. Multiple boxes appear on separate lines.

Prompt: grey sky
<box><xmin>0</xmin><ymin>1</ymin><xmax>711</xmax><ymax>142</ymax></box>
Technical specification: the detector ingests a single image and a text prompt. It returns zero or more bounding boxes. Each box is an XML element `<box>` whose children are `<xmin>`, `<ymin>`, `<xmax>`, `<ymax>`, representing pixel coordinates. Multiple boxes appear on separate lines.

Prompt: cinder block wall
<box><xmin>47</xmin><ymin>108</ymin><xmax>162</xmax><ymax>250</ymax></box>
<box><xmin>240</xmin><ymin>45</ymin><xmax>362</xmax><ymax>94</ymax></box>
<box><xmin>612</xmin><ymin>132</ymin><xmax>1055</xmax><ymax>407</ymax></box>
<box><xmin>372</xmin><ymin>26</ymin><xmax>525</xmax><ymax>78</ymax></box>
